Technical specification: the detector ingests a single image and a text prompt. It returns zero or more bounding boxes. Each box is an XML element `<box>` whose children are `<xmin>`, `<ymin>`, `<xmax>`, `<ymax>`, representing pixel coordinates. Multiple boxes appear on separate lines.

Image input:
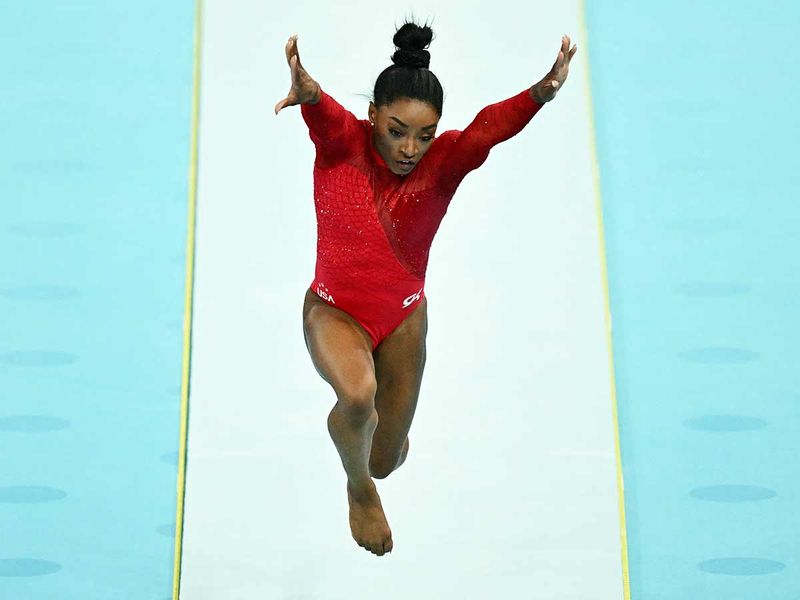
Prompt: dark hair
<box><xmin>372</xmin><ymin>18</ymin><xmax>444</xmax><ymax>117</ymax></box>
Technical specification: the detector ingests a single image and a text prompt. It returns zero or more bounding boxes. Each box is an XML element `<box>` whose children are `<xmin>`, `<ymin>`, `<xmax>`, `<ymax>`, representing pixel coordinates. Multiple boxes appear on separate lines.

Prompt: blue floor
<box><xmin>0</xmin><ymin>3</ymin><xmax>194</xmax><ymax>598</ymax></box>
<box><xmin>586</xmin><ymin>1</ymin><xmax>800</xmax><ymax>597</ymax></box>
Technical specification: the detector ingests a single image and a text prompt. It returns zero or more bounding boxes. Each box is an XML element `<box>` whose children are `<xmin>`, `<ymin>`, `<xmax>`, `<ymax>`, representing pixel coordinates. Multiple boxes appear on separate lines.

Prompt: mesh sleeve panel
<box><xmin>436</xmin><ymin>88</ymin><xmax>544</xmax><ymax>190</ymax></box>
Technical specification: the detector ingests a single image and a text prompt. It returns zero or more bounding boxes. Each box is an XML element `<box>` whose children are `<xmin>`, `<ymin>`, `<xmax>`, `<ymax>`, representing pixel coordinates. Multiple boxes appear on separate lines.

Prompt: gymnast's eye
<box><xmin>389</xmin><ymin>129</ymin><xmax>402</xmax><ymax>137</ymax></box>
<box><xmin>421</xmin><ymin>136</ymin><xmax>433</xmax><ymax>142</ymax></box>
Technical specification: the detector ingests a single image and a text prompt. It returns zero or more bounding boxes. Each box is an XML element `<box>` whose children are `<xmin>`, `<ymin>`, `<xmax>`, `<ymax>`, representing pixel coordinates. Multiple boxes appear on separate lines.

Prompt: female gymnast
<box><xmin>274</xmin><ymin>20</ymin><xmax>576</xmax><ymax>557</ymax></box>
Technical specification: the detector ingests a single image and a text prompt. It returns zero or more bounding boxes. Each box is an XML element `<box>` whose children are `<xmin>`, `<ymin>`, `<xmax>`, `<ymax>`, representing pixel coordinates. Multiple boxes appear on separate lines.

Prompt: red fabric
<box><xmin>300</xmin><ymin>86</ymin><xmax>544</xmax><ymax>349</ymax></box>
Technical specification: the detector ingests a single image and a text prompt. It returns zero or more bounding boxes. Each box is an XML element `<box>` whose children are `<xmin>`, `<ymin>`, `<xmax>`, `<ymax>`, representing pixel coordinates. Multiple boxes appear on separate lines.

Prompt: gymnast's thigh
<box><xmin>373</xmin><ymin>296</ymin><xmax>428</xmax><ymax>389</ymax></box>
<box><xmin>302</xmin><ymin>288</ymin><xmax>376</xmax><ymax>402</ymax></box>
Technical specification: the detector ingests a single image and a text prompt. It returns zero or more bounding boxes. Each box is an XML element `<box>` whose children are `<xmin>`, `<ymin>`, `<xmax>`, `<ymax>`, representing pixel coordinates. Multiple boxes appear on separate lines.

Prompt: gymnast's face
<box><xmin>368</xmin><ymin>98</ymin><xmax>439</xmax><ymax>176</ymax></box>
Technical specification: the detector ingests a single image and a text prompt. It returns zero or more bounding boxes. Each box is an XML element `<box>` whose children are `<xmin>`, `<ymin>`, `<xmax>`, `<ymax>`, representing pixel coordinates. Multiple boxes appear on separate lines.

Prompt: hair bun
<box><xmin>391</xmin><ymin>21</ymin><xmax>433</xmax><ymax>69</ymax></box>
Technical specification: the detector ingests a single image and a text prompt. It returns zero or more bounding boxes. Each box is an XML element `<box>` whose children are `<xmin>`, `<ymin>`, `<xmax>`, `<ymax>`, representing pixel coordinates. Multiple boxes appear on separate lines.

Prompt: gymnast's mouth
<box><xmin>397</xmin><ymin>160</ymin><xmax>415</xmax><ymax>170</ymax></box>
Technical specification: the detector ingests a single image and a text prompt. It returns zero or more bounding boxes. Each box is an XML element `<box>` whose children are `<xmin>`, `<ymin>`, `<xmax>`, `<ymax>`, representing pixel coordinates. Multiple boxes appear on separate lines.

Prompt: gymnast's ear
<box><xmin>368</xmin><ymin>102</ymin><xmax>377</xmax><ymax>125</ymax></box>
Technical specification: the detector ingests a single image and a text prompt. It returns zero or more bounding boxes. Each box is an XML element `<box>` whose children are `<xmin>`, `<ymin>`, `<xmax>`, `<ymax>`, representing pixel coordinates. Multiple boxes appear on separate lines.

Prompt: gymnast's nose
<box><xmin>400</xmin><ymin>141</ymin><xmax>418</xmax><ymax>159</ymax></box>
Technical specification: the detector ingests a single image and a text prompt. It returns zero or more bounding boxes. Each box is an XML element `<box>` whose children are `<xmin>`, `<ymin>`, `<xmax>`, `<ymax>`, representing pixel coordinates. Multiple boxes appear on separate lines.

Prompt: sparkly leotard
<box><xmin>300</xmin><ymin>86</ymin><xmax>544</xmax><ymax>350</ymax></box>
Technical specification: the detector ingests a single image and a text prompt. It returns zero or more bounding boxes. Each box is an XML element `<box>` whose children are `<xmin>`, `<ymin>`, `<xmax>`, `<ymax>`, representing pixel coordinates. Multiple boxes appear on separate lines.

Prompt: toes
<box><xmin>358</xmin><ymin>538</ymin><xmax>392</xmax><ymax>555</ymax></box>
<box><xmin>376</xmin><ymin>536</ymin><xmax>393</xmax><ymax>555</ymax></box>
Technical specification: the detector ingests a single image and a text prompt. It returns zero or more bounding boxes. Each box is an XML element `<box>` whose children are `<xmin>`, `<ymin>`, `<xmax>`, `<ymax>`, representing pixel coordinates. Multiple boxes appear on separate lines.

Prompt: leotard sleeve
<box><xmin>300</xmin><ymin>87</ymin><xmax>364</xmax><ymax>167</ymax></box>
<box><xmin>437</xmin><ymin>88</ymin><xmax>544</xmax><ymax>188</ymax></box>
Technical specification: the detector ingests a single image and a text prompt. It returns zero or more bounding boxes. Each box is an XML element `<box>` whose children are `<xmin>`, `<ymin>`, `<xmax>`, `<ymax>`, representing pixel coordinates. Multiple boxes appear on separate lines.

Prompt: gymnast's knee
<box><xmin>369</xmin><ymin>463</ymin><xmax>394</xmax><ymax>479</ymax></box>
<box><xmin>332</xmin><ymin>376</ymin><xmax>378</xmax><ymax>419</ymax></box>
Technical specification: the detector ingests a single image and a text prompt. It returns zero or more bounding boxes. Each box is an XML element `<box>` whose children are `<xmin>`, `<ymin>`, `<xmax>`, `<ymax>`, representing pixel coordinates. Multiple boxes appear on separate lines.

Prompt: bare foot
<box><xmin>346</xmin><ymin>480</ymin><xmax>393</xmax><ymax>556</ymax></box>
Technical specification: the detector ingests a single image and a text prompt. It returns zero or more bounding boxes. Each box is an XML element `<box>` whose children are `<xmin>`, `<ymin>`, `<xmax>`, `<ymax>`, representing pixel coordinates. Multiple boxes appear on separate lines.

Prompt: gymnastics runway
<box><xmin>3</xmin><ymin>1</ymin><xmax>799</xmax><ymax>599</ymax></box>
<box><xmin>180</xmin><ymin>1</ymin><xmax>623</xmax><ymax>598</ymax></box>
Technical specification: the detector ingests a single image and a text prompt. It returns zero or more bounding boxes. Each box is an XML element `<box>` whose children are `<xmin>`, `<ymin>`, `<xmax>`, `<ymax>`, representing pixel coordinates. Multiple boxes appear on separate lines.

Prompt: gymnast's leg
<box><xmin>302</xmin><ymin>288</ymin><xmax>393</xmax><ymax>556</ymax></box>
<box><xmin>369</xmin><ymin>297</ymin><xmax>427</xmax><ymax>479</ymax></box>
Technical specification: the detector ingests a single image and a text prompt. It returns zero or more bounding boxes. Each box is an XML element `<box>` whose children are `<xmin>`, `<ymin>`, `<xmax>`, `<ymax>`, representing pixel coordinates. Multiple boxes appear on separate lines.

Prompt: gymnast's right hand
<box><xmin>274</xmin><ymin>34</ymin><xmax>321</xmax><ymax>114</ymax></box>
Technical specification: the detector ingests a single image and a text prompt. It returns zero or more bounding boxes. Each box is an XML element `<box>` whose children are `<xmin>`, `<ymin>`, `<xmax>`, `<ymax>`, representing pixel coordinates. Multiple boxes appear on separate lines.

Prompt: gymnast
<box><xmin>274</xmin><ymin>19</ymin><xmax>576</xmax><ymax>557</ymax></box>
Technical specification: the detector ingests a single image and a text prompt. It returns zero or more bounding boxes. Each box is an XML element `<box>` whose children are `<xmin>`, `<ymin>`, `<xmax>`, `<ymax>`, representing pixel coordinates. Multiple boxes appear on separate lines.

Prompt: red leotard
<box><xmin>300</xmin><ymin>86</ymin><xmax>544</xmax><ymax>350</ymax></box>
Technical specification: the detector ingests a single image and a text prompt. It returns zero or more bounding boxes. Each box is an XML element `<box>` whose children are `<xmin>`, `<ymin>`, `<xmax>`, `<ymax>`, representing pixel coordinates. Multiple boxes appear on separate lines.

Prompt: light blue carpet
<box><xmin>0</xmin><ymin>2</ymin><xmax>195</xmax><ymax>598</ymax></box>
<box><xmin>586</xmin><ymin>1</ymin><xmax>800</xmax><ymax>597</ymax></box>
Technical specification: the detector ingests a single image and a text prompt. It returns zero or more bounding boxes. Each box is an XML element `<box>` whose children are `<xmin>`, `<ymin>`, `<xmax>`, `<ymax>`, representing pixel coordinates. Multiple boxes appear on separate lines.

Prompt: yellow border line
<box><xmin>578</xmin><ymin>1</ymin><xmax>631</xmax><ymax>597</ymax></box>
<box><xmin>173</xmin><ymin>0</ymin><xmax>202</xmax><ymax>598</ymax></box>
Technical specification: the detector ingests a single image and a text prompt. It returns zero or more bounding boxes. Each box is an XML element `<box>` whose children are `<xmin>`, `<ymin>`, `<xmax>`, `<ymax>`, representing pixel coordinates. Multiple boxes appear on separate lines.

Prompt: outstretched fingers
<box><xmin>562</xmin><ymin>35</ymin><xmax>577</xmax><ymax>64</ymax></box>
<box><xmin>284</xmin><ymin>34</ymin><xmax>298</xmax><ymax>65</ymax></box>
<box><xmin>553</xmin><ymin>35</ymin><xmax>577</xmax><ymax>67</ymax></box>
<box><xmin>276</xmin><ymin>35</ymin><xmax>302</xmax><ymax>115</ymax></box>
<box><xmin>288</xmin><ymin>34</ymin><xmax>309</xmax><ymax>74</ymax></box>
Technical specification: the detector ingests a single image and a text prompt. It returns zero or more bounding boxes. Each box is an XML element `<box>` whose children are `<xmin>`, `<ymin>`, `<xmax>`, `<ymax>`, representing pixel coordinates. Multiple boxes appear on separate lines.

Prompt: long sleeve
<box><xmin>300</xmin><ymin>87</ymin><xmax>365</xmax><ymax>167</ymax></box>
<box><xmin>437</xmin><ymin>88</ymin><xmax>544</xmax><ymax>187</ymax></box>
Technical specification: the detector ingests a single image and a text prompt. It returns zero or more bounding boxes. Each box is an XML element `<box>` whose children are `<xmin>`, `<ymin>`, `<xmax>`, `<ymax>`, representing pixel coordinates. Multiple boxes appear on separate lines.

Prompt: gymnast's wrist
<box><xmin>306</xmin><ymin>82</ymin><xmax>322</xmax><ymax>105</ymax></box>
<box><xmin>529</xmin><ymin>84</ymin><xmax>546</xmax><ymax>104</ymax></box>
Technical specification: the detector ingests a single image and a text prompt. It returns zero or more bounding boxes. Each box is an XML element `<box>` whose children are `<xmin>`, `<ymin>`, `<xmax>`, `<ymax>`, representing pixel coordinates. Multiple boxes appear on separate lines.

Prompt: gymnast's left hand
<box><xmin>530</xmin><ymin>35</ymin><xmax>577</xmax><ymax>103</ymax></box>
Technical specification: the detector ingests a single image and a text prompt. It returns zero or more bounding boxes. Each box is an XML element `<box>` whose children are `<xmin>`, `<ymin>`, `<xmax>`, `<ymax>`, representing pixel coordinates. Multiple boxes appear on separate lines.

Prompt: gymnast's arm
<box><xmin>437</xmin><ymin>88</ymin><xmax>545</xmax><ymax>187</ymax></box>
<box><xmin>274</xmin><ymin>34</ymin><xmax>361</xmax><ymax>162</ymax></box>
<box><xmin>438</xmin><ymin>35</ymin><xmax>578</xmax><ymax>187</ymax></box>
